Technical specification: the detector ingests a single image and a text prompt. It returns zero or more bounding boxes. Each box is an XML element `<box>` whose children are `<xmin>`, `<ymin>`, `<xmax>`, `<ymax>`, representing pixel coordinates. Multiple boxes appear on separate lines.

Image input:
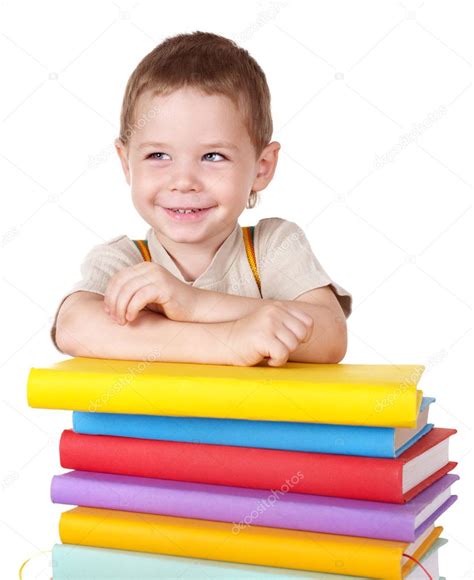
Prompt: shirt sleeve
<box><xmin>50</xmin><ymin>235</ymin><xmax>142</xmax><ymax>353</ymax></box>
<box><xmin>255</xmin><ymin>218</ymin><xmax>352</xmax><ymax>318</ymax></box>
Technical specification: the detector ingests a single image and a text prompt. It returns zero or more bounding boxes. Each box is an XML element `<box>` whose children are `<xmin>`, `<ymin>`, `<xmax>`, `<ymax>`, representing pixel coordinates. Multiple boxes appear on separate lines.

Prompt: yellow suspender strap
<box><xmin>241</xmin><ymin>225</ymin><xmax>262</xmax><ymax>297</ymax></box>
<box><xmin>133</xmin><ymin>226</ymin><xmax>262</xmax><ymax>297</ymax></box>
<box><xmin>132</xmin><ymin>239</ymin><xmax>152</xmax><ymax>261</ymax></box>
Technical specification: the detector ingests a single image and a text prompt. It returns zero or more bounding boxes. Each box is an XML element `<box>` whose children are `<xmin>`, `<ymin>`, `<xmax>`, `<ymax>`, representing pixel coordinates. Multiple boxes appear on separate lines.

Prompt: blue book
<box><xmin>52</xmin><ymin>538</ymin><xmax>448</xmax><ymax>579</ymax></box>
<box><xmin>72</xmin><ymin>397</ymin><xmax>434</xmax><ymax>458</ymax></box>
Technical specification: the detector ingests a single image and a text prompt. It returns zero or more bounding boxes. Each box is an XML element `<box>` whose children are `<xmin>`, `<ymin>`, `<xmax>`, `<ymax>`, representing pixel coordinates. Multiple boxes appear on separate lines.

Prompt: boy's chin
<box><xmin>153</xmin><ymin>221</ymin><xmax>213</xmax><ymax>242</ymax></box>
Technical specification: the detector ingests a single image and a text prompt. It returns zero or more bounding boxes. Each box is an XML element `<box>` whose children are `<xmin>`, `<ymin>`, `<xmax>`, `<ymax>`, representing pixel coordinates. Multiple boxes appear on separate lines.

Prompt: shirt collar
<box><xmin>146</xmin><ymin>221</ymin><xmax>242</xmax><ymax>286</ymax></box>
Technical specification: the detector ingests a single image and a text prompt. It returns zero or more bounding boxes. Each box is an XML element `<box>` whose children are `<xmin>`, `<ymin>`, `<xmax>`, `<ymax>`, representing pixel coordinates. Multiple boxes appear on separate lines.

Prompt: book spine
<box><xmin>59</xmin><ymin>507</ymin><xmax>403</xmax><ymax>576</ymax></box>
<box><xmin>60</xmin><ymin>430</ymin><xmax>403</xmax><ymax>503</ymax></box>
<box><xmin>27</xmin><ymin>364</ymin><xmax>421</xmax><ymax>427</ymax></box>
<box><xmin>50</xmin><ymin>544</ymin><xmax>380</xmax><ymax>579</ymax></box>
<box><xmin>72</xmin><ymin>411</ymin><xmax>396</xmax><ymax>457</ymax></box>
<box><xmin>51</xmin><ymin>471</ymin><xmax>415</xmax><ymax>541</ymax></box>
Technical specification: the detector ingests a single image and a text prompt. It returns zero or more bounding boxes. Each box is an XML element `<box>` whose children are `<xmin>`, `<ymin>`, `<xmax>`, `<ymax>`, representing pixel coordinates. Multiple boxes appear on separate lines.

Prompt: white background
<box><xmin>0</xmin><ymin>0</ymin><xmax>472</xmax><ymax>577</ymax></box>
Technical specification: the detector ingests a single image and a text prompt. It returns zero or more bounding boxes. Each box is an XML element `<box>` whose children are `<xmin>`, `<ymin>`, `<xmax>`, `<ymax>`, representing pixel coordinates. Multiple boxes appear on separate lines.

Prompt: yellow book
<box><xmin>27</xmin><ymin>357</ymin><xmax>424</xmax><ymax>427</ymax></box>
<box><xmin>59</xmin><ymin>507</ymin><xmax>442</xmax><ymax>580</ymax></box>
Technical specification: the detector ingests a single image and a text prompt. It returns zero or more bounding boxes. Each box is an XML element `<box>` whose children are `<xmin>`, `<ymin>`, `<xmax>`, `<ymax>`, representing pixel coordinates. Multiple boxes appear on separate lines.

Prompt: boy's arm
<box><xmin>56</xmin><ymin>291</ymin><xmax>242</xmax><ymax>365</ymax></box>
<box><xmin>291</xmin><ymin>287</ymin><xmax>347</xmax><ymax>363</ymax></box>
<box><xmin>188</xmin><ymin>285</ymin><xmax>348</xmax><ymax>363</ymax></box>
<box><xmin>55</xmin><ymin>290</ymin><xmax>342</xmax><ymax>365</ymax></box>
<box><xmin>190</xmin><ymin>284</ymin><xmax>340</xmax><ymax>322</ymax></box>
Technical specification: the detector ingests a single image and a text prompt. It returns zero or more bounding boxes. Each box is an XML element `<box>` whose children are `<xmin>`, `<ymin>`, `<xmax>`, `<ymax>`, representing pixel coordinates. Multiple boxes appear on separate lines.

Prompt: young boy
<box><xmin>52</xmin><ymin>31</ymin><xmax>352</xmax><ymax>367</ymax></box>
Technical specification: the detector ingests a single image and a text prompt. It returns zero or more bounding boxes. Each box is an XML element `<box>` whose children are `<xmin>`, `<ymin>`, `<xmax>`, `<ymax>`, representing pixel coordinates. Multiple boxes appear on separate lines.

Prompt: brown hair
<box><xmin>118</xmin><ymin>31</ymin><xmax>273</xmax><ymax>166</ymax></box>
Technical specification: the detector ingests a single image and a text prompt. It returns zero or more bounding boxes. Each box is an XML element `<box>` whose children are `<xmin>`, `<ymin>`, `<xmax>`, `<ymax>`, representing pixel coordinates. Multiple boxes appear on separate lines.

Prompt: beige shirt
<box><xmin>50</xmin><ymin>217</ymin><xmax>352</xmax><ymax>352</ymax></box>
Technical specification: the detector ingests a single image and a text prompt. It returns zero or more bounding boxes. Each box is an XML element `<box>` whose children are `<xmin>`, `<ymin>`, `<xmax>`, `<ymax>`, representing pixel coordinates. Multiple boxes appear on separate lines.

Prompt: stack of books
<box><xmin>27</xmin><ymin>358</ymin><xmax>458</xmax><ymax>579</ymax></box>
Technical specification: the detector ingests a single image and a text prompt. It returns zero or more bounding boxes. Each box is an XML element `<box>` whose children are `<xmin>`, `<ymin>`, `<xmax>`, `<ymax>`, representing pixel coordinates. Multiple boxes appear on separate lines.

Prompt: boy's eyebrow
<box><xmin>138</xmin><ymin>141</ymin><xmax>239</xmax><ymax>151</ymax></box>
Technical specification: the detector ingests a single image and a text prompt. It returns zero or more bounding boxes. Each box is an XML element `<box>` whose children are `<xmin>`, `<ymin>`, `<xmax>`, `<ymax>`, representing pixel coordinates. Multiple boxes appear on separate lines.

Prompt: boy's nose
<box><xmin>169</xmin><ymin>175</ymin><xmax>202</xmax><ymax>194</ymax></box>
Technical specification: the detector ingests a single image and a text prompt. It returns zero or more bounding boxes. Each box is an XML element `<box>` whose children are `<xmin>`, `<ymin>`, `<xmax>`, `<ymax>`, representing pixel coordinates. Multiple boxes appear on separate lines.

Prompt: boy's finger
<box><xmin>289</xmin><ymin>307</ymin><xmax>313</xmax><ymax>326</ymax></box>
<box><xmin>126</xmin><ymin>285</ymin><xmax>161</xmax><ymax>322</ymax></box>
<box><xmin>105</xmin><ymin>267</ymin><xmax>144</xmax><ymax>315</ymax></box>
<box><xmin>114</xmin><ymin>285</ymin><xmax>139</xmax><ymax>325</ymax></box>
<box><xmin>125</xmin><ymin>294</ymin><xmax>150</xmax><ymax>323</ymax></box>
<box><xmin>282</xmin><ymin>311</ymin><xmax>313</xmax><ymax>344</ymax></box>
<box><xmin>291</xmin><ymin>311</ymin><xmax>313</xmax><ymax>342</ymax></box>
<box><xmin>113</xmin><ymin>275</ymin><xmax>151</xmax><ymax>323</ymax></box>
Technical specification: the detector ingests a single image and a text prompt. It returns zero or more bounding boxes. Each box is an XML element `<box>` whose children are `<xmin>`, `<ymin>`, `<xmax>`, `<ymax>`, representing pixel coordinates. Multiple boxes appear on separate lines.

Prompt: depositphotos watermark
<box><xmin>231</xmin><ymin>470</ymin><xmax>304</xmax><ymax>534</ymax></box>
<box><xmin>374</xmin><ymin>105</ymin><xmax>447</xmax><ymax>170</ymax></box>
<box><xmin>374</xmin><ymin>365</ymin><xmax>424</xmax><ymax>413</ymax></box>
<box><xmin>88</xmin><ymin>349</ymin><xmax>161</xmax><ymax>412</ymax></box>
<box><xmin>88</xmin><ymin>104</ymin><xmax>160</xmax><ymax>169</ymax></box>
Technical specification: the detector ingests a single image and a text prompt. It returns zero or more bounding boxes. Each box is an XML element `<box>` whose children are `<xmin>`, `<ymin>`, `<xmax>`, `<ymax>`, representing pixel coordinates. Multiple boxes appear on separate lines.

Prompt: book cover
<box><xmin>71</xmin><ymin>397</ymin><xmax>435</xmax><ymax>458</ymax></box>
<box><xmin>27</xmin><ymin>358</ymin><xmax>424</xmax><ymax>427</ymax></box>
<box><xmin>58</xmin><ymin>506</ymin><xmax>443</xmax><ymax>578</ymax></box>
<box><xmin>51</xmin><ymin>470</ymin><xmax>458</xmax><ymax>542</ymax></box>
<box><xmin>59</xmin><ymin>428</ymin><xmax>457</xmax><ymax>503</ymax></box>
<box><xmin>51</xmin><ymin>538</ymin><xmax>448</xmax><ymax>579</ymax></box>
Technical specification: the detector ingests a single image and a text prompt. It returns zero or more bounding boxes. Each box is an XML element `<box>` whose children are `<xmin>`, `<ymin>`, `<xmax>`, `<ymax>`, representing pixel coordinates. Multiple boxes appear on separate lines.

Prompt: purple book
<box><xmin>51</xmin><ymin>470</ymin><xmax>458</xmax><ymax>542</ymax></box>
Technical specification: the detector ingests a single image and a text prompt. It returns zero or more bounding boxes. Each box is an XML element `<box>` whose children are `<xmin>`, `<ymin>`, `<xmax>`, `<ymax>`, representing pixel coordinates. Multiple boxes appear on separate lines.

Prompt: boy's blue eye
<box><xmin>147</xmin><ymin>152</ymin><xmax>169</xmax><ymax>161</ymax></box>
<box><xmin>203</xmin><ymin>152</ymin><xmax>226</xmax><ymax>162</ymax></box>
<box><xmin>146</xmin><ymin>152</ymin><xmax>226</xmax><ymax>162</ymax></box>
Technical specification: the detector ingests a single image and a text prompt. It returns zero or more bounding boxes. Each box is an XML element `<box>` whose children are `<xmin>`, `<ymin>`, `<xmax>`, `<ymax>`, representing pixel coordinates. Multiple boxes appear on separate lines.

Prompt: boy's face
<box><xmin>115</xmin><ymin>87</ymin><xmax>280</xmax><ymax>244</ymax></box>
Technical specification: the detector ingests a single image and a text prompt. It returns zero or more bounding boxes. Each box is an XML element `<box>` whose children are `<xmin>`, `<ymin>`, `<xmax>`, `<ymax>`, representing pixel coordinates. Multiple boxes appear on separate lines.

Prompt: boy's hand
<box><xmin>227</xmin><ymin>302</ymin><xmax>314</xmax><ymax>367</ymax></box>
<box><xmin>104</xmin><ymin>263</ymin><xmax>198</xmax><ymax>324</ymax></box>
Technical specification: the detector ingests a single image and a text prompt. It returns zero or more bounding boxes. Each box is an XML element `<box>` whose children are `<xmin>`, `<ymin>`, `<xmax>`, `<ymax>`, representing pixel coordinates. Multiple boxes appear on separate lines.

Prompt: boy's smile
<box><xmin>115</xmin><ymin>86</ymin><xmax>280</xmax><ymax>280</ymax></box>
<box><xmin>161</xmin><ymin>206</ymin><xmax>216</xmax><ymax>222</ymax></box>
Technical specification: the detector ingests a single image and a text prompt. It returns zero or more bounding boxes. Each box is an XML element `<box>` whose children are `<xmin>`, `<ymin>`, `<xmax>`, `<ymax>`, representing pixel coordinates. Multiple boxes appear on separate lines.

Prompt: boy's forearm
<box><xmin>191</xmin><ymin>288</ymin><xmax>347</xmax><ymax>363</ymax></box>
<box><xmin>57</xmin><ymin>296</ymin><xmax>242</xmax><ymax>365</ymax></box>
<box><xmin>287</xmin><ymin>303</ymin><xmax>347</xmax><ymax>363</ymax></box>
<box><xmin>191</xmin><ymin>287</ymin><xmax>274</xmax><ymax>322</ymax></box>
<box><xmin>56</xmin><ymin>292</ymin><xmax>346</xmax><ymax>366</ymax></box>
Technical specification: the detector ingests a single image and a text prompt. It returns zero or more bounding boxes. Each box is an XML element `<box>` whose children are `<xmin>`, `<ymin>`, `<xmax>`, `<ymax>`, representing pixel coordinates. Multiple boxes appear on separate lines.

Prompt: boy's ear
<box><xmin>252</xmin><ymin>141</ymin><xmax>281</xmax><ymax>193</ymax></box>
<box><xmin>115</xmin><ymin>138</ymin><xmax>131</xmax><ymax>185</ymax></box>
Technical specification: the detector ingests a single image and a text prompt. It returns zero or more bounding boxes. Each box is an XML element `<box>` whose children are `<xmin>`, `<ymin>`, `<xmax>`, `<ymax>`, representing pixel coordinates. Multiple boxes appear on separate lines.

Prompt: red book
<box><xmin>60</xmin><ymin>427</ymin><xmax>457</xmax><ymax>503</ymax></box>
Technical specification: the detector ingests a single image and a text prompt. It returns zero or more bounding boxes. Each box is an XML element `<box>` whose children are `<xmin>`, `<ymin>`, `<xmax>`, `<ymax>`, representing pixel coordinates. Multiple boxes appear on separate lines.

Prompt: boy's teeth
<box><xmin>172</xmin><ymin>208</ymin><xmax>203</xmax><ymax>213</ymax></box>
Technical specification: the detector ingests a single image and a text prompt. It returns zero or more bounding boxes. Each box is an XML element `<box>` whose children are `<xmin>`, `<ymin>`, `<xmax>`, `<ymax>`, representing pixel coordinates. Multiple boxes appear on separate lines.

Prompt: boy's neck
<box><xmin>153</xmin><ymin>222</ymin><xmax>238</xmax><ymax>282</ymax></box>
